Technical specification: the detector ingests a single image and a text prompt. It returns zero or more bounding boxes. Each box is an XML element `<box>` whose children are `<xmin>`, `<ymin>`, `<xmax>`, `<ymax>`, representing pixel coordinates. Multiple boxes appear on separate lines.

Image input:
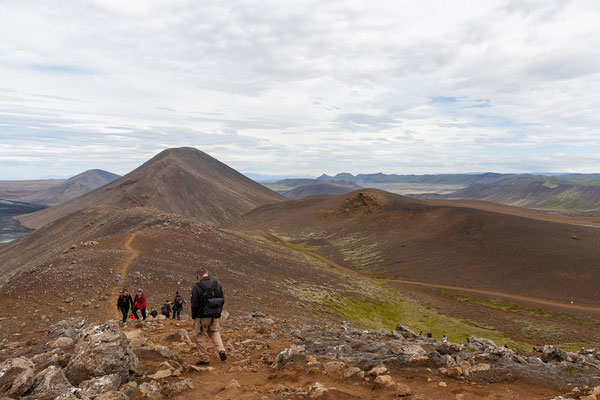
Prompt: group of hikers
<box><xmin>115</xmin><ymin>267</ymin><xmax>227</xmax><ymax>365</ymax></box>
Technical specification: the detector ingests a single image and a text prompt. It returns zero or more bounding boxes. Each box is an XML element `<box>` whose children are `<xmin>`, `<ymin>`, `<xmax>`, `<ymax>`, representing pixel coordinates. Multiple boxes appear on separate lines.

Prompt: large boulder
<box><xmin>0</xmin><ymin>357</ymin><xmax>35</xmax><ymax>396</ymax></box>
<box><xmin>48</xmin><ymin>318</ymin><xmax>86</xmax><ymax>340</ymax></box>
<box><xmin>65</xmin><ymin>321</ymin><xmax>138</xmax><ymax>385</ymax></box>
<box><xmin>124</xmin><ymin>330</ymin><xmax>145</xmax><ymax>349</ymax></box>
<box><xmin>541</xmin><ymin>345</ymin><xmax>569</xmax><ymax>363</ymax></box>
<box><xmin>28</xmin><ymin>366</ymin><xmax>74</xmax><ymax>400</ymax></box>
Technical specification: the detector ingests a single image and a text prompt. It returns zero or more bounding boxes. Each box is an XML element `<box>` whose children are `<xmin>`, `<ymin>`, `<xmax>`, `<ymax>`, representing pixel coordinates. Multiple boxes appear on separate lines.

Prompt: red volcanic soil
<box><xmin>17</xmin><ymin>147</ymin><xmax>283</xmax><ymax>228</ymax></box>
<box><xmin>230</xmin><ymin>189</ymin><xmax>600</xmax><ymax>306</ymax></box>
<box><xmin>0</xmin><ymin>205</ymin><xmax>357</xmax><ymax>337</ymax></box>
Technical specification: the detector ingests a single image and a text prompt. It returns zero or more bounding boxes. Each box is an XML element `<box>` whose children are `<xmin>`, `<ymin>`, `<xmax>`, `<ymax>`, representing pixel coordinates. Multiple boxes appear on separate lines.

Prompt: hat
<box><xmin>137</xmin><ymin>289</ymin><xmax>142</xmax><ymax>292</ymax></box>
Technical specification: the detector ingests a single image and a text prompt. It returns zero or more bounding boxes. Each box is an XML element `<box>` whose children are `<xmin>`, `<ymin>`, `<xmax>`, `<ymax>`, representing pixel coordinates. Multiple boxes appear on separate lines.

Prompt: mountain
<box><xmin>438</xmin><ymin>180</ymin><xmax>600</xmax><ymax>214</ymax></box>
<box><xmin>231</xmin><ymin>189</ymin><xmax>600</xmax><ymax>305</ymax></box>
<box><xmin>17</xmin><ymin>147</ymin><xmax>284</xmax><ymax>229</ymax></box>
<box><xmin>20</xmin><ymin>169</ymin><xmax>120</xmax><ymax>206</ymax></box>
<box><xmin>317</xmin><ymin>172</ymin><xmax>600</xmax><ymax>186</ymax></box>
<box><xmin>283</xmin><ymin>180</ymin><xmax>363</xmax><ymax>199</ymax></box>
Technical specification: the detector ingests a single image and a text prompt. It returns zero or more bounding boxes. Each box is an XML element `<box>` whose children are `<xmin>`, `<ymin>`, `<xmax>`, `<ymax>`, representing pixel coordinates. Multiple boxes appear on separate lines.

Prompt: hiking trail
<box><xmin>257</xmin><ymin>230</ymin><xmax>600</xmax><ymax>313</ymax></box>
<box><xmin>111</xmin><ymin>231</ymin><xmax>140</xmax><ymax>318</ymax></box>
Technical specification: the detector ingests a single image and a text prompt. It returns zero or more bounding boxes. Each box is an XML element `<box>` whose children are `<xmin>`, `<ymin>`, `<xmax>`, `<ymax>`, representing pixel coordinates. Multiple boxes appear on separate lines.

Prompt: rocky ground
<box><xmin>2</xmin><ymin>312</ymin><xmax>600</xmax><ymax>399</ymax></box>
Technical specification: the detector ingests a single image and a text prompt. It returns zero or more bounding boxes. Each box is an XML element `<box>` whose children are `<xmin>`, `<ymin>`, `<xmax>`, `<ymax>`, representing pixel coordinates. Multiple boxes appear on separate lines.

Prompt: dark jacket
<box><xmin>191</xmin><ymin>276</ymin><xmax>224</xmax><ymax>319</ymax></box>
<box><xmin>117</xmin><ymin>294</ymin><xmax>134</xmax><ymax>310</ymax></box>
<box><xmin>172</xmin><ymin>294</ymin><xmax>185</xmax><ymax>311</ymax></box>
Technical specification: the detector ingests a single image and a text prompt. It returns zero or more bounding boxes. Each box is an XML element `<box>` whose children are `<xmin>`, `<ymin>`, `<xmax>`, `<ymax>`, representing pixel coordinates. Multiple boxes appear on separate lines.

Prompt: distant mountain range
<box><xmin>316</xmin><ymin>172</ymin><xmax>600</xmax><ymax>186</ymax></box>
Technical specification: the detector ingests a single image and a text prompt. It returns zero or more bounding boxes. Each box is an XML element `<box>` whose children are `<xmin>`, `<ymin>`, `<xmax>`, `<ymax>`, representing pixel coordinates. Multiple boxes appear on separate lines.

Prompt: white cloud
<box><xmin>0</xmin><ymin>0</ymin><xmax>599</xmax><ymax>178</ymax></box>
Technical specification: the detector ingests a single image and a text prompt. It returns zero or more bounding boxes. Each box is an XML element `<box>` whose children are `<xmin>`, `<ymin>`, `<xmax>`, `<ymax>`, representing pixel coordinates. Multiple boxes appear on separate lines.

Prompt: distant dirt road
<box><xmin>110</xmin><ymin>231</ymin><xmax>140</xmax><ymax>317</ymax></box>
<box><xmin>257</xmin><ymin>230</ymin><xmax>600</xmax><ymax>313</ymax></box>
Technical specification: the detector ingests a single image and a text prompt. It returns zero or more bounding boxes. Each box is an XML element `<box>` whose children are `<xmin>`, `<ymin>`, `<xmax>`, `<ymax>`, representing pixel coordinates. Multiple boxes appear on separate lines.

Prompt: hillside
<box><xmin>20</xmin><ymin>169</ymin><xmax>121</xmax><ymax>206</ymax></box>
<box><xmin>283</xmin><ymin>181</ymin><xmax>362</xmax><ymax>199</ymax></box>
<box><xmin>439</xmin><ymin>180</ymin><xmax>600</xmax><ymax>214</ymax></box>
<box><xmin>17</xmin><ymin>147</ymin><xmax>284</xmax><ymax>229</ymax></box>
<box><xmin>0</xmin><ymin>179</ymin><xmax>64</xmax><ymax>201</ymax></box>
<box><xmin>229</xmin><ymin>189</ymin><xmax>600</xmax><ymax>345</ymax></box>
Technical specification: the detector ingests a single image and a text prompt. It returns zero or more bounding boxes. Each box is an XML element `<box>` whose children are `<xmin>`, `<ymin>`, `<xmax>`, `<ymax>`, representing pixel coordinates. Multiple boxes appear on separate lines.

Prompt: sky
<box><xmin>1</xmin><ymin>0</ymin><xmax>600</xmax><ymax>179</ymax></box>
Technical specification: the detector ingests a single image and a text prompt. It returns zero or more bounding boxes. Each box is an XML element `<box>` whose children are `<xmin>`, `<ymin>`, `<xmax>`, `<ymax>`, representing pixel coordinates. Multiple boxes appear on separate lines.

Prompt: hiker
<box><xmin>117</xmin><ymin>289</ymin><xmax>134</xmax><ymax>323</ymax></box>
<box><xmin>150</xmin><ymin>308</ymin><xmax>158</xmax><ymax>318</ymax></box>
<box><xmin>442</xmin><ymin>334</ymin><xmax>448</xmax><ymax>343</ymax></box>
<box><xmin>191</xmin><ymin>267</ymin><xmax>227</xmax><ymax>365</ymax></box>
<box><xmin>132</xmin><ymin>288</ymin><xmax>147</xmax><ymax>320</ymax></box>
<box><xmin>426</xmin><ymin>332</ymin><xmax>432</xmax><ymax>339</ymax></box>
<box><xmin>161</xmin><ymin>300</ymin><xmax>172</xmax><ymax>318</ymax></box>
<box><xmin>172</xmin><ymin>290</ymin><xmax>185</xmax><ymax>320</ymax></box>
<box><xmin>116</xmin><ymin>273</ymin><xmax>121</xmax><ymax>286</ymax></box>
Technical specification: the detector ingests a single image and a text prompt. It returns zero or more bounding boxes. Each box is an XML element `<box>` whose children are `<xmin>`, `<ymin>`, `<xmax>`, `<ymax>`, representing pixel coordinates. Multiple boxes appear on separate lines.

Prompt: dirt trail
<box><xmin>110</xmin><ymin>231</ymin><xmax>140</xmax><ymax>317</ymax></box>
<box><xmin>257</xmin><ymin>230</ymin><xmax>600</xmax><ymax>313</ymax></box>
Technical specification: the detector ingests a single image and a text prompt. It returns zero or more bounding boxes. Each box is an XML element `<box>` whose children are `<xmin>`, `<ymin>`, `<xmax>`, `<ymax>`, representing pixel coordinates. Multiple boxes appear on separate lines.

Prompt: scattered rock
<box><xmin>65</xmin><ymin>321</ymin><xmax>138</xmax><ymax>385</ymax></box>
<box><xmin>367</xmin><ymin>364</ymin><xmax>388</xmax><ymax>377</ymax></box>
<box><xmin>0</xmin><ymin>357</ymin><xmax>36</xmax><ymax>396</ymax></box>
<box><xmin>137</xmin><ymin>381</ymin><xmax>162</xmax><ymax>399</ymax></box>
<box><xmin>165</xmin><ymin>378</ymin><xmax>194</xmax><ymax>396</ymax></box>
<box><xmin>276</xmin><ymin>344</ymin><xmax>306</xmax><ymax>366</ymax></box>
<box><xmin>324</xmin><ymin>361</ymin><xmax>347</xmax><ymax>376</ymax></box>
<box><xmin>79</xmin><ymin>373</ymin><xmax>121</xmax><ymax>396</ymax></box>
<box><xmin>29</xmin><ymin>365</ymin><xmax>73</xmax><ymax>399</ymax></box>
<box><xmin>48</xmin><ymin>337</ymin><xmax>74</xmax><ymax>349</ymax></box>
<box><xmin>171</xmin><ymin>329</ymin><xmax>191</xmax><ymax>344</ymax></box>
<box><xmin>124</xmin><ymin>330</ymin><xmax>145</xmax><ymax>349</ymax></box>
<box><xmin>439</xmin><ymin>381</ymin><xmax>448</xmax><ymax>388</ymax></box>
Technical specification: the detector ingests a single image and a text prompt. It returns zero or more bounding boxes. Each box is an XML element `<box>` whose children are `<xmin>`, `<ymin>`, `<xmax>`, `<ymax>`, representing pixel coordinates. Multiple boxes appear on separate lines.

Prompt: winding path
<box><xmin>257</xmin><ymin>230</ymin><xmax>600</xmax><ymax>313</ymax></box>
<box><xmin>110</xmin><ymin>231</ymin><xmax>140</xmax><ymax>318</ymax></box>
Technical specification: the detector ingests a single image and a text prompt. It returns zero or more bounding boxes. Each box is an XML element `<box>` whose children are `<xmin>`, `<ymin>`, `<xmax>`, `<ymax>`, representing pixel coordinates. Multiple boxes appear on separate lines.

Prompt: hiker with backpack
<box><xmin>161</xmin><ymin>300</ymin><xmax>172</xmax><ymax>318</ymax></box>
<box><xmin>172</xmin><ymin>290</ymin><xmax>185</xmax><ymax>320</ymax></box>
<box><xmin>117</xmin><ymin>289</ymin><xmax>134</xmax><ymax>323</ymax></box>
<box><xmin>132</xmin><ymin>288</ymin><xmax>147</xmax><ymax>320</ymax></box>
<box><xmin>191</xmin><ymin>267</ymin><xmax>227</xmax><ymax>365</ymax></box>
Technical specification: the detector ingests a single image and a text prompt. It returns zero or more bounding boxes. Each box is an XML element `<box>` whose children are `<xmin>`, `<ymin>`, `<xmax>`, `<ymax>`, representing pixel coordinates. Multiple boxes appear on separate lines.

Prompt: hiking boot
<box><xmin>219</xmin><ymin>350</ymin><xmax>227</xmax><ymax>361</ymax></box>
<box><xmin>195</xmin><ymin>360</ymin><xmax>210</xmax><ymax>366</ymax></box>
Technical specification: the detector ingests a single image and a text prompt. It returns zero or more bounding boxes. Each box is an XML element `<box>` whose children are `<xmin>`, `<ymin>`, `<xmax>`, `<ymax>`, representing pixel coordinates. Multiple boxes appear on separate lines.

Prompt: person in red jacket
<box><xmin>132</xmin><ymin>288</ymin><xmax>147</xmax><ymax>320</ymax></box>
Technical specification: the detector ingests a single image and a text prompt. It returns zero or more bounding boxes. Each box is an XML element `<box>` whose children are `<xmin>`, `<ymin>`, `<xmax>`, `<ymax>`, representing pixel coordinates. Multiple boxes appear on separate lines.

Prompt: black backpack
<box><xmin>175</xmin><ymin>295</ymin><xmax>184</xmax><ymax>307</ymax></box>
<box><xmin>198</xmin><ymin>280</ymin><xmax>224</xmax><ymax>318</ymax></box>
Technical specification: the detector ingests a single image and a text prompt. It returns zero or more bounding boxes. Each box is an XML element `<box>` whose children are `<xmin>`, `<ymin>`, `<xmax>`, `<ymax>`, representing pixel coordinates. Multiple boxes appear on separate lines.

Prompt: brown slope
<box><xmin>230</xmin><ymin>189</ymin><xmax>600</xmax><ymax>305</ymax></box>
<box><xmin>443</xmin><ymin>180</ymin><xmax>600</xmax><ymax>214</ymax></box>
<box><xmin>283</xmin><ymin>181</ymin><xmax>363</xmax><ymax>199</ymax></box>
<box><xmin>19</xmin><ymin>169</ymin><xmax>120</xmax><ymax>205</ymax></box>
<box><xmin>0</xmin><ymin>179</ymin><xmax>65</xmax><ymax>201</ymax></box>
<box><xmin>17</xmin><ymin>147</ymin><xmax>284</xmax><ymax>228</ymax></box>
<box><xmin>0</xmin><ymin>205</ymin><xmax>360</xmax><ymax>337</ymax></box>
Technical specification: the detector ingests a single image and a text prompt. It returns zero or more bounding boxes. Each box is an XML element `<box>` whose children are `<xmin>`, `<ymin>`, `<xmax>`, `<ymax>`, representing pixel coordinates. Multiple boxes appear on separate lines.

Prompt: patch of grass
<box><xmin>292</xmin><ymin>279</ymin><xmax>525</xmax><ymax>348</ymax></box>
<box><xmin>513</xmin><ymin>319</ymin><xmax>564</xmax><ymax>341</ymax></box>
<box><xmin>441</xmin><ymin>289</ymin><xmax>553</xmax><ymax>318</ymax></box>
<box><xmin>284</xmin><ymin>241</ymin><xmax>321</xmax><ymax>251</ymax></box>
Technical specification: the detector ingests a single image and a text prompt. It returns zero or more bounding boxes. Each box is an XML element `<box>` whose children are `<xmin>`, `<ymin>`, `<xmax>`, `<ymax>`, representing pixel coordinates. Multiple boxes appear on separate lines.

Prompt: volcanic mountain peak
<box><xmin>17</xmin><ymin>147</ymin><xmax>284</xmax><ymax>228</ymax></box>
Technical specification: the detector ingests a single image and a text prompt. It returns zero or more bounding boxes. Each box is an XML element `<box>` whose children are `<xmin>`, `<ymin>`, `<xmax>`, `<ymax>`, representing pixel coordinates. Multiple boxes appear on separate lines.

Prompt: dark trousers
<box><xmin>172</xmin><ymin>310</ymin><xmax>181</xmax><ymax>320</ymax></box>
<box><xmin>133</xmin><ymin>306</ymin><xmax>146</xmax><ymax>320</ymax></box>
<box><xmin>120</xmin><ymin>307</ymin><xmax>129</xmax><ymax>323</ymax></box>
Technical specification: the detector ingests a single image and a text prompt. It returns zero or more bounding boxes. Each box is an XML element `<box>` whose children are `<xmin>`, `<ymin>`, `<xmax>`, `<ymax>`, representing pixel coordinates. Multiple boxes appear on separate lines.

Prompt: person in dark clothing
<box><xmin>191</xmin><ymin>267</ymin><xmax>227</xmax><ymax>365</ymax></box>
<box><xmin>117</xmin><ymin>289</ymin><xmax>134</xmax><ymax>323</ymax></box>
<box><xmin>172</xmin><ymin>290</ymin><xmax>185</xmax><ymax>320</ymax></box>
<box><xmin>161</xmin><ymin>300</ymin><xmax>172</xmax><ymax>318</ymax></box>
<box><xmin>150</xmin><ymin>308</ymin><xmax>158</xmax><ymax>318</ymax></box>
<box><xmin>132</xmin><ymin>288</ymin><xmax>147</xmax><ymax>320</ymax></box>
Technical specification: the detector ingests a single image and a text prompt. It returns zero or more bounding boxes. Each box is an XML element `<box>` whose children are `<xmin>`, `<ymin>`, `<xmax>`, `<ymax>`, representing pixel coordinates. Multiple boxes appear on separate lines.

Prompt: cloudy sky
<box><xmin>1</xmin><ymin>0</ymin><xmax>599</xmax><ymax>179</ymax></box>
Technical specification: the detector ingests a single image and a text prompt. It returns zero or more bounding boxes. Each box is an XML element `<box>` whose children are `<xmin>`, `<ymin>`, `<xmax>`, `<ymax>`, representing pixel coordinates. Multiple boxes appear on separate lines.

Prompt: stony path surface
<box><xmin>257</xmin><ymin>230</ymin><xmax>600</xmax><ymax>313</ymax></box>
<box><xmin>110</xmin><ymin>231</ymin><xmax>140</xmax><ymax>318</ymax></box>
